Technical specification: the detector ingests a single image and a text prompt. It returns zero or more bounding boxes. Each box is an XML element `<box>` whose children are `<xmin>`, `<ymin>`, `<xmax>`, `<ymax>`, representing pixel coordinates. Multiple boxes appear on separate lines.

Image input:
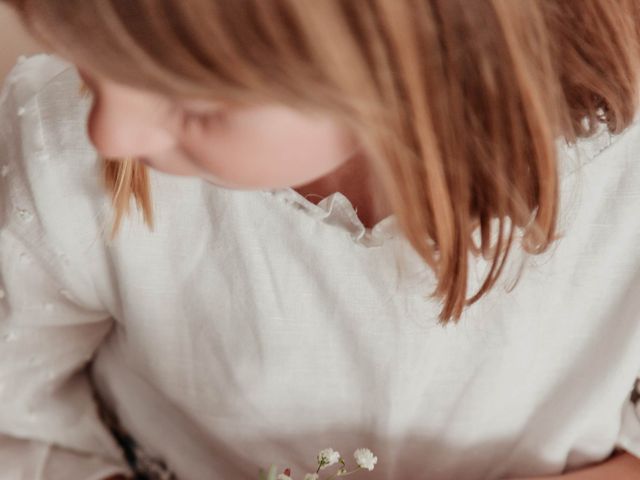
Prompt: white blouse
<box><xmin>2</xmin><ymin>54</ymin><xmax>640</xmax><ymax>480</ymax></box>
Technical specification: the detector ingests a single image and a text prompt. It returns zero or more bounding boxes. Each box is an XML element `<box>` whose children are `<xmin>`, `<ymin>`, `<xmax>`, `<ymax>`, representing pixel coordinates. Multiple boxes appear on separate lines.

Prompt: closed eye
<box><xmin>180</xmin><ymin>107</ymin><xmax>225</xmax><ymax>131</ymax></box>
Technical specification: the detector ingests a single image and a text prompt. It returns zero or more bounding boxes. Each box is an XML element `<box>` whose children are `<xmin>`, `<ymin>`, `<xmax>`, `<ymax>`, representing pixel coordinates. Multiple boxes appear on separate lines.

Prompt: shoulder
<box><xmin>555</xmin><ymin>112</ymin><xmax>640</xmax><ymax>228</ymax></box>
<box><xmin>1</xmin><ymin>54</ymin><xmax>71</xmax><ymax>106</ymax></box>
<box><xmin>0</xmin><ymin>52</ymin><xmax>106</xmax><ymax>229</ymax></box>
<box><xmin>0</xmin><ymin>53</ymin><xmax>98</xmax><ymax>184</ymax></box>
<box><xmin>1</xmin><ymin>54</ymin><xmax>96</xmax><ymax>170</ymax></box>
<box><xmin>0</xmin><ymin>54</ymin><xmax>110</xmax><ymax>306</ymax></box>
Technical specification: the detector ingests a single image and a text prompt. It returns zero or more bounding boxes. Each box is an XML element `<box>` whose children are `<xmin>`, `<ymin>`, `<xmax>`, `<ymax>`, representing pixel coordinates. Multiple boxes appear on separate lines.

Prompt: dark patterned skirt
<box><xmin>94</xmin><ymin>387</ymin><xmax>179</xmax><ymax>480</ymax></box>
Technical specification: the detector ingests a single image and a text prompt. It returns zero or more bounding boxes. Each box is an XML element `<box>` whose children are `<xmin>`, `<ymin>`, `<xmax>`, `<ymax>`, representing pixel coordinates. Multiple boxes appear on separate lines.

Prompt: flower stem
<box><xmin>325</xmin><ymin>466</ymin><xmax>363</xmax><ymax>479</ymax></box>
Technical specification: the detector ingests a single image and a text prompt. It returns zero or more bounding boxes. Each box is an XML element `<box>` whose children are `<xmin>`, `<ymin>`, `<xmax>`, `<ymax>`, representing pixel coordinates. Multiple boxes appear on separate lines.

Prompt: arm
<box><xmin>0</xmin><ymin>57</ymin><xmax>133</xmax><ymax>479</ymax></box>
<box><xmin>513</xmin><ymin>451</ymin><xmax>640</xmax><ymax>480</ymax></box>
<box><xmin>0</xmin><ymin>230</ymin><xmax>133</xmax><ymax>479</ymax></box>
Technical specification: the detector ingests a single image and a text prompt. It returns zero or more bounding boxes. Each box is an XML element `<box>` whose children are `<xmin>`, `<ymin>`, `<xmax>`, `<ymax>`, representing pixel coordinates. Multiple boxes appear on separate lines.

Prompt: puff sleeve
<box><xmin>0</xmin><ymin>55</ymin><xmax>131</xmax><ymax>479</ymax></box>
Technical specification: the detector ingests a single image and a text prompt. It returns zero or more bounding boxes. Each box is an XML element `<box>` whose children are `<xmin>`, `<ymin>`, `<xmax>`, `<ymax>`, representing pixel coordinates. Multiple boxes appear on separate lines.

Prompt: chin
<box><xmin>199</xmin><ymin>172</ymin><xmax>250</xmax><ymax>190</ymax></box>
<box><xmin>140</xmin><ymin>158</ymin><xmax>200</xmax><ymax>177</ymax></box>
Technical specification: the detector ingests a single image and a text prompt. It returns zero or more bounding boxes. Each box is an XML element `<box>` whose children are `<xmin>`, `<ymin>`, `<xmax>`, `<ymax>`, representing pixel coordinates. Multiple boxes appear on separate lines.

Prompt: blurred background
<box><xmin>0</xmin><ymin>4</ymin><xmax>43</xmax><ymax>82</ymax></box>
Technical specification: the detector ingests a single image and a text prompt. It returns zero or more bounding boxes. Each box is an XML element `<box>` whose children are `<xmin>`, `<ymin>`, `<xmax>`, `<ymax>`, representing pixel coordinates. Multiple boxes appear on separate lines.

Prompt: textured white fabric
<box><xmin>2</xmin><ymin>54</ymin><xmax>640</xmax><ymax>480</ymax></box>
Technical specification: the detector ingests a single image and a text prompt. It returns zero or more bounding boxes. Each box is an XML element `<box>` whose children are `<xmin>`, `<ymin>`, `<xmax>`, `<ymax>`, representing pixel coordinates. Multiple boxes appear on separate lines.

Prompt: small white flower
<box><xmin>317</xmin><ymin>448</ymin><xmax>341</xmax><ymax>469</ymax></box>
<box><xmin>303</xmin><ymin>474</ymin><xmax>319</xmax><ymax>480</ymax></box>
<box><xmin>354</xmin><ymin>448</ymin><xmax>377</xmax><ymax>471</ymax></box>
<box><xmin>276</xmin><ymin>474</ymin><xmax>293</xmax><ymax>480</ymax></box>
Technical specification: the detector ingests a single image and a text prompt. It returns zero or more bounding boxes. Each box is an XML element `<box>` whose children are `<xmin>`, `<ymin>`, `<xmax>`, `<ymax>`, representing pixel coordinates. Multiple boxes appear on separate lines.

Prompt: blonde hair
<box><xmin>8</xmin><ymin>0</ymin><xmax>640</xmax><ymax>323</ymax></box>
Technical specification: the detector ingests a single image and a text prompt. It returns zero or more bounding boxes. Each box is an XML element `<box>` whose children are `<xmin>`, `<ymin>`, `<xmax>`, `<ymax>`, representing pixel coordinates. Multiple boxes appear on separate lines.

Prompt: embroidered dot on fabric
<box><xmin>1</xmin><ymin>332</ymin><xmax>16</xmax><ymax>342</ymax></box>
<box><xmin>16</xmin><ymin>209</ymin><xmax>33</xmax><ymax>223</ymax></box>
<box><xmin>55</xmin><ymin>251</ymin><xmax>71</xmax><ymax>267</ymax></box>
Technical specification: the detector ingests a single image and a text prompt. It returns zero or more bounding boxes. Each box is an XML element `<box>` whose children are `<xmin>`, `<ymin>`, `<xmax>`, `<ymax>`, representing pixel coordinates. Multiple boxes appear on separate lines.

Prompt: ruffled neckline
<box><xmin>260</xmin><ymin>117</ymin><xmax>631</xmax><ymax>249</ymax></box>
<box><xmin>556</xmin><ymin>117</ymin><xmax>618</xmax><ymax>178</ymax></box>
<box><xmin>261</xmin><ymin>187</ymin><xmax>398</xmax><ymax>248</ymax></box>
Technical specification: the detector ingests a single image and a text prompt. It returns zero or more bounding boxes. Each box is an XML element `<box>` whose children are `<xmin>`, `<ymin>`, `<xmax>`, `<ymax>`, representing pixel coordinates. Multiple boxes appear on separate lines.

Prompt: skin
<box><xmin>77</xmin><ymin>68</ymin><xmax>385</xmax><ymax>228</ymax></box>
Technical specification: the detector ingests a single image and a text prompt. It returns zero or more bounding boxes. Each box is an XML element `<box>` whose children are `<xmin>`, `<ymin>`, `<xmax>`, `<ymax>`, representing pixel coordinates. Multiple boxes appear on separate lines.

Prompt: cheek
<box><xmin>183</xmin><ymin>106</ymin><xmax>356</xmax><ymax>189</ymax></box>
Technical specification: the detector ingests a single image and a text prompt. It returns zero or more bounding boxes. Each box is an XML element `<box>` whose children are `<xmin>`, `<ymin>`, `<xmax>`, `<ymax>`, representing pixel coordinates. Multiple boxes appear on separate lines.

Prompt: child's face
<box><xmin>77</xmin><ymin>69</ymin><xmax>359</xmax><ymax>190</ymax></box>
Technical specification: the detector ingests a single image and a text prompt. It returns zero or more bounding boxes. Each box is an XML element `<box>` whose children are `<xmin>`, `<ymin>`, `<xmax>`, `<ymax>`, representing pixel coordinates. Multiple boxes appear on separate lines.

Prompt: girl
<box><xmin>1</xmin><ymin>0</ymin><xmax>640</xmax><ymax>479</ymax></box>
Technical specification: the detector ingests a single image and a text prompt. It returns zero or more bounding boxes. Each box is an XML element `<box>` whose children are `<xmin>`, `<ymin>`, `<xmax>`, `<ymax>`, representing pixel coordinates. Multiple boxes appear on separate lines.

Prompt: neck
<box><xmin>294</xmin><ymin>152</ymin><xmax>391</xmax><ymax>229</ymax></box>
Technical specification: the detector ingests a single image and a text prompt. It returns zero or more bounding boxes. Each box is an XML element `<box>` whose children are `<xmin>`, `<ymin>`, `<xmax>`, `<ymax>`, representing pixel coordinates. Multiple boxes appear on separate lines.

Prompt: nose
<box><xmin>85</xmin><ymin>82</ymin><xmax>177</xmax><ymax>159</ymax></box>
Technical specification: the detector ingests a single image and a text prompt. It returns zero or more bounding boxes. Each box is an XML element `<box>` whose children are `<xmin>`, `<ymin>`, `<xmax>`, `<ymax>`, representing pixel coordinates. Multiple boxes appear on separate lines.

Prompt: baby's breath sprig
<box><xmin>258</xmin><ymin>447</ymin><xmax>377</xmax><ymax>480</ymax></box>
<box><xmin>316</xmin><ymin>448</ymin><xmax>341</xmax><ymax>473</ymax></box>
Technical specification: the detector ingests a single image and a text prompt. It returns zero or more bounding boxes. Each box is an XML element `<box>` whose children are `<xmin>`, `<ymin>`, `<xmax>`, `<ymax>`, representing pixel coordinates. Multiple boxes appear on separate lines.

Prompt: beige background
<box><xmin>0</xmin><ymin>4</ymin><xmax>44</xmax><ymax>83</ymax></box>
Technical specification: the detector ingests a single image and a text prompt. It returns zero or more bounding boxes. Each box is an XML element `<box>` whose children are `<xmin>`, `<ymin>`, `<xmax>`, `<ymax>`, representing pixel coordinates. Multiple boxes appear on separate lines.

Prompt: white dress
<box><xmin>2</xmin><ymin>54</ymin><xmax>640</xmax><ymax>480</ymax></box>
